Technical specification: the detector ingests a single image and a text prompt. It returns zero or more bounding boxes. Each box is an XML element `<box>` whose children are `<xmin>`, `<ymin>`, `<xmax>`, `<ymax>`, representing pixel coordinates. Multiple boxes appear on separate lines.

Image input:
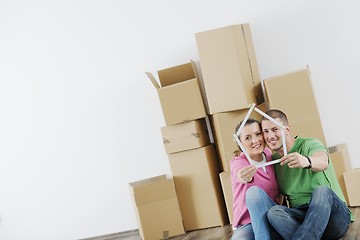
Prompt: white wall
<box><xmin>0</xmin><ymin>0</ymin><xmax>359</xmax><ymax>239</ymax></box>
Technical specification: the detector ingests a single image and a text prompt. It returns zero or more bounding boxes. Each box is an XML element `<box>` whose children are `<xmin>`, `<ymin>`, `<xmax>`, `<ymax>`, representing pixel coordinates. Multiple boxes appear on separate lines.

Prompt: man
<box><xmin>260</xmin><ymin>109</ymin><xmax>352</xmax><ymax>240</ymax></box>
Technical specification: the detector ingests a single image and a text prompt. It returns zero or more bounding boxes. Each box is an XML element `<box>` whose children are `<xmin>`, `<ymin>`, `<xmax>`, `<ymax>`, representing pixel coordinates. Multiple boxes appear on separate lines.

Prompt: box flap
<box><xmin>145</xmin><ymin>72</ymin><xmax>160</xmax><ymax>89</ymax></box>
<box><xmin>129</xmin><ymin>175</ymin><xmax>166</xmax><ymax>187</ymax></box>
<box><xmin>190</xmin><ymin>60</ymin><xmax>198</xmax><ymax>79</ymax></box>
<box><xmin>158</xmin><ymin>62</ymin><xmax>196</xmax><ymax>87</ymax></box>
<box><xmin>129</xmin><ymin>175</ymin><xmax>177</xmax><ymax>206</ymax></box>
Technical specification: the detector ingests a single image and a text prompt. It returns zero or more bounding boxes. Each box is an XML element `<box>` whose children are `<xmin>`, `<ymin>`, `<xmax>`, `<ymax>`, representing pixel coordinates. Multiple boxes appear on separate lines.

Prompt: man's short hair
<box><xmin>261</xmin><ymin>109</ymin><xmax>289</xmax><ymax>126</ymax></box>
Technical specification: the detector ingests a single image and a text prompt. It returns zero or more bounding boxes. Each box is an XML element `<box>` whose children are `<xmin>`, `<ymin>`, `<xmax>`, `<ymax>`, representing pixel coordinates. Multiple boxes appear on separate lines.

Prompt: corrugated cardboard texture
<box><xmin>219</xmin><ymin>172</ymin><xmax>233</xmax><ymax>225</ymax></box>
<box><xmin>130</xmin><ymin>176</ymin><xmax>176</xmax><ymax>206</ymax></box>
<box><xmin>195</xmin><ymin>24</ymin><xmax>263</xmax><ymax>114</ymax></box>
<box><xmin>161</xmin><ymin>118</ymin><xmax>210</xmax><ymax>154</ymax></box>
<box><xmin>329</xmin><ymin>151</ymin><xmax>350</xmax><ymax>205</ymax></box>
<box><xmin>343</xmin><ymin>169</ymin><xmax>360</xmax><ymax>206</ymax></box>
<box><xmin>129</xmin><ymin>175</ymin><xmax>185</xmax><ymax>239</ymax></box>
<box><xmin>263</xmin><ymin>68</ymin><xmax>327</xmax><ymax>146</ymax></box>
<box><xmin>168</xmin><ymin>145</ymin><xmax>227</xmax><ymax>231</ymax></box>
<box><xmin>157</xmin><ymin>78</ymin><xmax>206</xmax><ymax>125</ymax></box>
<box><xmin>242</xmin><ymin>24</ymin><xmax>264</xmax><ymax>104</ymax></box>
<box><xmin>147</xmin><ymin>61</ymin><xmax>207</xmax><ymax>126</ymax></box>
<box><xmin>137</xmin><ymin>198</ymin><xmax>184</xmax><ymax>240</ymax></box>
<box><xmin>158</xmin><ymin>62</ymin><xmax>196</xmax><ymax>87</ymax></box>
<box><xmin>210</xmin><ymin>103</ymin><xmax>267</xmax><ymax>172</ymax></box>
<box><xmin>328</xmin><ymin>143</ymin><xmax>352</xmax><ymax>170</ymax></box>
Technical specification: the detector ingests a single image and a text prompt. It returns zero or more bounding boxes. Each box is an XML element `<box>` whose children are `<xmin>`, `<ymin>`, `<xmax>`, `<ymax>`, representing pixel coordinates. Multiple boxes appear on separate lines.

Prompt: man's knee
<box><xmin>267</xmin><ymin>205</ymin><xmax>284</xmax><ymax>220</ymax></box>
<box><xmin>314</xmin><ymin>185</ymin><xmax>331</xmax><ymax>195</ymax></box>
<box><xmin>310</xmin><ymin>186</ymin><xmax>336</xmax><ymax>207</ymax></box>
<box><xmin>312</xmin><ymin>186</ymin><xmax>332</xmax><ymax>202</ymax></box>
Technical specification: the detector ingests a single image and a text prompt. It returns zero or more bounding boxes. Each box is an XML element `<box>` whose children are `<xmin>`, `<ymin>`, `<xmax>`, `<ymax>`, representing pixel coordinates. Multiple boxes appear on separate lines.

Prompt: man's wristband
<box><xmin>304</xmin><ymin>156</ymin><xmax>312</xmax><ymax>169</ymax></box>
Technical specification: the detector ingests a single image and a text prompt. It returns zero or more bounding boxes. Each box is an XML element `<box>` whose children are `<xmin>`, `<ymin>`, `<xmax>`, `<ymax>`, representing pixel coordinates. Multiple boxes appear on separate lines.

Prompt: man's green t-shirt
<box><xmin>273</xmin><ymin>136</ymin><xmax>353</xmax><ymax>220</ymax></box>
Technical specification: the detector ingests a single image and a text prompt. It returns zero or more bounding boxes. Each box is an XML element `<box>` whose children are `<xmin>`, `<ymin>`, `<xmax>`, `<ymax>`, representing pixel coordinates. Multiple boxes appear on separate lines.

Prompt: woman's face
<box><xmin>239</xmin><ymin>122</ymin><xmax>265</xmax><ymax>157</ymax></box>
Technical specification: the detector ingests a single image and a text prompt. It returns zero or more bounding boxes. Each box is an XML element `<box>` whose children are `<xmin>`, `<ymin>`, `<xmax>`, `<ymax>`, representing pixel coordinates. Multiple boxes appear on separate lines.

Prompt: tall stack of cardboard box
<box><xmin>132</xmin><ymin>22</ymin><xmax>355</xmax><ymax>238</ymax></box>
<box><xmin>146</xmin><ymin>61</ymin><xmax>227</xmax><ymax>231</ymax></box>
<box><xmin>195</xmin><ymin>24</ymin><xmax>265</xmax><ymax>224</ymax></box>
<box><xmin>194</xmin><ymin>23</ymin><xmax>333</xmax><ymax>224</ymax></box>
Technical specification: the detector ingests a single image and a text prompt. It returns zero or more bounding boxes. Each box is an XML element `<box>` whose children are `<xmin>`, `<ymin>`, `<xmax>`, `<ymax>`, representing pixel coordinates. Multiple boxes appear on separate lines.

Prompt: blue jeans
<box><xmin>231</xmin><ymin>223</ymin><xmax>254</xmax><ymax>240</ymax></box>
<box><xmin>231</xmin><ymin>186</ymin><xmax>283</xmax><ymax>240</ymax></box>
<box><xmin>267</xmin><ymin>186</ymin><xmax>351</xmax><ymax>240</ymax></box>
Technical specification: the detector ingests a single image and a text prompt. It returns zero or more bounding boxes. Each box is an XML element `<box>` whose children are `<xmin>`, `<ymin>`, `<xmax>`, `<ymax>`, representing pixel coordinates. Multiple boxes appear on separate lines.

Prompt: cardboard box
<box><xmin>219</xmin><ymin>172</ymin><xmax>233</xmax><ymax>225</ymax></box>
<box><xmin>263</xmin><ymin>68</ymin><xmax>327</xmax><ymax>146</ymax></box>
<box><xmin>129</xmin><ymin>175</ymin><xmax>185</xmax><ymax>240</ymax></box>
<box><xmin>168</xmin><ymin>145</ymin><xmax>227</xmax><ymax>231</ymax></box>
<box><xmin>161</xmin><ymin>118</ymin><xmax>210</xmax><ymax>154</ymax></box>
<box><xmin>329</xmin><ymin>150</ymin><xmax>351</xmax><ymax>205</ymax></box>
<box><xmin>328</xmin><ymin>144</ymin><xmax>352</xmax><ymax>170</ymax></box>
<box><xmin>195</xmin><ymin>24</ymin><xmax>264</xmax><ymax>114</ymax></box>
<box><xmin>210</xmin><ymin>103</ymin><xmax>267</xmax><ymax>172</ymax></box>
<box><xmin>343</xmin><ymin>169</ymin><xmax>360</xmax><ymax>206</ymax></box>
<box><xmin>146</xmin><ymin>61</ymin><xmax>207</xmax><ymax>125</ymax></box>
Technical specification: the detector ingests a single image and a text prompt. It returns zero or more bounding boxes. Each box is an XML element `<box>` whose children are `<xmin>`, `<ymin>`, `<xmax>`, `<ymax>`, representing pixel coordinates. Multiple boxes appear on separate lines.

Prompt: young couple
<box><xmin>230</xmin><ymin>109</ymin><xmax>353</xmax><ymax>240</ymax></box>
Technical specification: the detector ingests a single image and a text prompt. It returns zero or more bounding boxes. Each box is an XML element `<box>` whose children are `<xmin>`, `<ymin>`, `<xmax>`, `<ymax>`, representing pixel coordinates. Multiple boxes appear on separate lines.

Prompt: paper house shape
<box><xmin>232</xmin><ymin>103</ymin><xmax>287</xmax><ymax>168</ymax></box>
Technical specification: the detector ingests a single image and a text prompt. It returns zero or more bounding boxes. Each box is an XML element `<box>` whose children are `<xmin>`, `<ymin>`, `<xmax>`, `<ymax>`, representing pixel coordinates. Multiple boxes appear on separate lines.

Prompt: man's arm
<box><xmin>280</xmin><ymin>151</ymin><xmax>328</xmax><ymax>172</ymax></box>
<box><xmin>306</xmin><ymin>151</ymin><xmax>329</xmax><ymax>172</ymax></box>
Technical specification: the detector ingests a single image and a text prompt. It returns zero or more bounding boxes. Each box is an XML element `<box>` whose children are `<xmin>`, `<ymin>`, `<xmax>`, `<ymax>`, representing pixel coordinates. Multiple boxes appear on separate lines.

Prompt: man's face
<box><xmin>261</xmin><ymin>118</ymin><xmax>285</xmax><ymax>152</ymax></box>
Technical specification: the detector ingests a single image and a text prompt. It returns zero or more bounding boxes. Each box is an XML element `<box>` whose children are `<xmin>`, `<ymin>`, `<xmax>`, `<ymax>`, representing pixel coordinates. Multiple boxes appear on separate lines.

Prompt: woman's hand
<box><xmin>237</xmin><ymin>164</ymin><xmax>256</xmax><ymax>183</ymax></box>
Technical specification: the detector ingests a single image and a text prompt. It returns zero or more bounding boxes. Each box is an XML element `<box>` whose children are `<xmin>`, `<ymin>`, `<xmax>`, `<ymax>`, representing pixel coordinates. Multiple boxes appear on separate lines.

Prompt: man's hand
<box><xmin>280</xmin><ymin>152</ymin><xmax>309</xmax><ymax>168</ymax></box>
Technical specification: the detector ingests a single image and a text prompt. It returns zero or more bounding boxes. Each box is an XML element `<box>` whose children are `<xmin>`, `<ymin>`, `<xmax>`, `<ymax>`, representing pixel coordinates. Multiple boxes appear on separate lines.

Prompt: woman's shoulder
<box><xmin>230</xmin><ymin>153</ymin><xmax>249</xmax><ymax>166</ymax></box>
<box><xmin>231</xmin><ymin>154</ymin><xmax>246</xmax><ymax>162</ymax></box>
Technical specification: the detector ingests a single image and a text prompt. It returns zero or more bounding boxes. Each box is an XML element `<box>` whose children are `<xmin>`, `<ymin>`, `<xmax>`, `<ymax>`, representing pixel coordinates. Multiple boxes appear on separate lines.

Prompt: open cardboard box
<box><xmin>129</xmin><ymin>175</ymin><xmax>185</xmax><ymax>239</ymax></box>
<box><xmin>146</xmin><ymin>61</ymin><xmax>207</xmax><ymax>126</ymax></box>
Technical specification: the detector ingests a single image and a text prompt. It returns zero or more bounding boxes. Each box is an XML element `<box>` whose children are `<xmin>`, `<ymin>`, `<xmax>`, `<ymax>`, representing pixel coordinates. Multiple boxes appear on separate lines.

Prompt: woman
<box><xmin>230</xmin><ymin>118</ymin><xmax>282</xmax><ymax>240</ymax></box>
